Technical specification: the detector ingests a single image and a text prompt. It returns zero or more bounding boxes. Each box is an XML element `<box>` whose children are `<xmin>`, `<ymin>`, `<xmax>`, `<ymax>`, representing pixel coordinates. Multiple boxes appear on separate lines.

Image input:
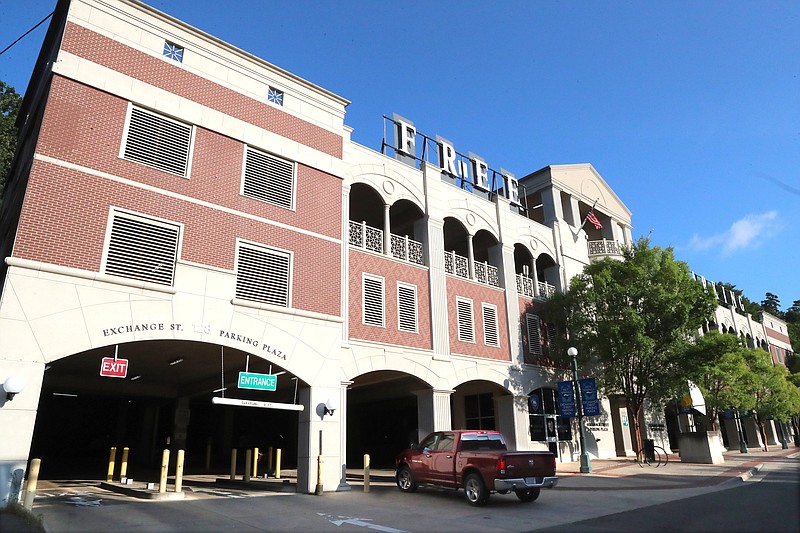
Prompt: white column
<box><xmin>337</xmin><ymin>380</ymin><xmax>353</xmax><ymax>491</ymax></box>
<box><xmin>426</xmin><ymin>216</ymin><xmax>450</xmax><ymax>360</ymax></box>
<box><xmin>414</xmin><ymin>388</ymin><xmax>453</xmax><ymax>439</ymax></box>
<box><xmin>467</xmin><ymin>234</ymin><xmax>475</xmax><ymax>280</ymax></box>
<box><xmin>531</xmin><ymin>256</ymin><xmax>540</xmax><ymax>298</ymax></box>
<box><xmin>383</xmin><ymin>203</ymin><xmax>391</xmax><ymax>256</ymax></box>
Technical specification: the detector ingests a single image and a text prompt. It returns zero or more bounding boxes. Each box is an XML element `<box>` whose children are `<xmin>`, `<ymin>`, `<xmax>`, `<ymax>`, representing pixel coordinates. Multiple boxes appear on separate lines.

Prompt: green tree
<box><xmin>742</xmin><ymin>348</ymin><xmax>800</xmax><ymax>451</ymax></box>
<box><xmin>684</xmin><ymin>332</ymin><xmax>752</xmax><ymax>430</ymax></box>
<box><xmin>543</xmin><ymin>237</ymin><xmax>717</xmax><ymax>453</ymax></box>
<box><xmin>0</xmin><ymin>81</ymin><xmax>22</xmax><ymax>200</ymax></box>
<box><xmin>760</xmin><ymin>292</ymin><xmax>782</xmax><ymax>317</ymax></box>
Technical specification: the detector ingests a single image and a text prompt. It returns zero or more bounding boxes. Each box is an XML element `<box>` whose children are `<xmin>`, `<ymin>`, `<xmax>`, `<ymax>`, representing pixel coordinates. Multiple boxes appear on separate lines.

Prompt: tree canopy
<box><xmin>684</xmin><ymin>332</ymin><xmax>753</xmax><ymax>430</ymax></box>
<box><xmin>543</xmin><ymin>237</ymin><xmax>717</xmax><ymax>451</ymax></box>
<box><xmin>0</xmin><ymin>81</ymin><xmax>22</xmax><ymax>200</ymax></box>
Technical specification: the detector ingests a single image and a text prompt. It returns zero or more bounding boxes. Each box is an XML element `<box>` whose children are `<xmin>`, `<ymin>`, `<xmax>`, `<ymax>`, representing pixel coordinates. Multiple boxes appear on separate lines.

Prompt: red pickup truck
<box><xmin>395</xmin><ymin>430</ymin><xmax>558</xmax><ymax>506</ymax></box>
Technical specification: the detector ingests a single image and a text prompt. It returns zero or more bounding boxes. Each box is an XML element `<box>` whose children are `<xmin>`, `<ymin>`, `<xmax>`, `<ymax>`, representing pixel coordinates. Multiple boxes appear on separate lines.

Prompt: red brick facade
<box><xmin>446</xmin><ymin>276</ymin><xmax>510</xmax><ymax>361</ymax></box>
<box><xmin>348</xmin><ymin>249</ymin><xmax>432</xmax><ymax>350</ymax></box>
<box><xmin>61</xmin><ymin>22</ymin><xmax>343</xmax><ymax>158</ymax></box>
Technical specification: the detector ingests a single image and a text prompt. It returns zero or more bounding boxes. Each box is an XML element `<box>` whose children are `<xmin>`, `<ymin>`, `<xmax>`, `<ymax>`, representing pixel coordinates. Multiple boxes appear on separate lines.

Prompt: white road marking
<box><xmin>318</xmin><ymin>513</ymin><xmax>409</xmax><ymax>533</ymax></box>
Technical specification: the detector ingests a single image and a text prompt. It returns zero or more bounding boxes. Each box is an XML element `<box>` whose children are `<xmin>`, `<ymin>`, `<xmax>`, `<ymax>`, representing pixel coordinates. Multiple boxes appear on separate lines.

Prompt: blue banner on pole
<box><xmin>579</xmin><ymin>377</ymin><xmax>600</xmax><ymax>416</ymax></box>
<box><xmin>557</xmin><ymin>380</ymin><xmax>576</xmax><ymax>417</ymax></box>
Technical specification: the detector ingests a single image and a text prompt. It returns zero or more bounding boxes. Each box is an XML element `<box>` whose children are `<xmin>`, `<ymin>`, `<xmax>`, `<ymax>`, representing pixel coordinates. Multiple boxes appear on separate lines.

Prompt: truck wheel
<box><xmin>515</xmin><ymin>488</ymin><xmax>540</xmax><ymax>502</ymax></box>
<box><xmin>463</xmin><ymin>473</ymin><xmax>489</xmax><ymax>506</ymax></box>
<box><xmin>396</xmin><ymin>465</ymin><xmax>417</xmax><ymax>493</ymax></box>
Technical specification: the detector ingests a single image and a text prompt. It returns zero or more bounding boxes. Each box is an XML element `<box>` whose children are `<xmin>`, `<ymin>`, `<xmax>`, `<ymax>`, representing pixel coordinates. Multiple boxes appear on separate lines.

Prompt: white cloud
<box><xmin>687</xmin><ymin>211</ymin><xmax>781</xmax><ymax>255</ymax></box>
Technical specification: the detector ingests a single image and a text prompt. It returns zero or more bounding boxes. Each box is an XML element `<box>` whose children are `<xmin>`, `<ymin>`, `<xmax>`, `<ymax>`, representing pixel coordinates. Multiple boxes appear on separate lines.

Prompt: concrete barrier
<box><xmin>678</xmin><ymin>431</ymin><xmax>724</xmax><ymax>464</ymax></box>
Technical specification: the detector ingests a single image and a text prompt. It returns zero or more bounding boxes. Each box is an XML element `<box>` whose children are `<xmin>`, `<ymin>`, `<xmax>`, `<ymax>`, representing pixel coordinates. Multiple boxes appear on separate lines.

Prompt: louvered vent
<box><xmin>483</xmin><ymin>304</ymin><xmax>499</xmax><ymax>347</ymax></box>
<box><xmin>123</xmin><ymin>107</ymin><xmax>192</xmax><ymax>176</ymax></box>
<box><xmin>236</xmin><ymin>245</ymin><xmax>290</xmax><ymax>307</ymax></box>
<box><xmin>398</xmin><ymin>283</ymin><xmax>418</xmax><ymax>332</ymax></box>
<box><xmin>457</xmin><ymin>298</ymin><xmax>474</xmax><ymax>343</ymax></box>
<box><xmin>547</xmin><ymin>322</ymin><xmax>558</xmax><ymax>347</ymax></box>
<box><xmin>105</xmin><ymin>213</ymin><xmax>179</xmax><ymax>286</ymax></box>
<box><xmin>527</xmin><ymin>314</ymin><xmax>543</xmax><ymax>354</ymax></box>
<box><xmin>243</xmin><ymin>148</ymin><xmax>295</xmax><ymax>209</ymax></box>
<box><xmin>363</xmin><ymin>276</ymin><xmax>385</xmax><ymax>326</ymax></box>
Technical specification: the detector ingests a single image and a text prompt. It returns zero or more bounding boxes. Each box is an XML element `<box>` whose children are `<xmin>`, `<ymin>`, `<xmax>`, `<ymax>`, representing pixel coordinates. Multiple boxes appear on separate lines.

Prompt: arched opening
<box><xmin>30</xmin><ymin>340</ymin><xmax>306</xmax><ymax>480</ymax></box>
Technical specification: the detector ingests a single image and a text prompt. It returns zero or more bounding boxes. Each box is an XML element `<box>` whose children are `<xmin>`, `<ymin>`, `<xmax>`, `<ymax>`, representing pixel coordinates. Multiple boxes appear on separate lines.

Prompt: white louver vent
<box><xmin>363</xmin><ymin>274</ymin><xmax>385</xmax><ymax>327</ymax></box>
<box><xmin>123</xmin><ymin>107</ymin><xmax>192</xmax><ymax>176</ymax></box>
<box><xmin>236</xmin><ymin>244</ymin><xmax>291</xmax><ymax>307</ymax></box>
<box><xmin>105</xmin><ymin>212</ymin><xmax>179</xmax><ymax>286</ymax></box>
<box><xmin>456</xmin><ymin>297</ymin><xmax>475</xmax><ymax>343</ymax></box>
<box><xmin>482</xmin><ymin>303</ymin><xmax>499</xmax><ymax>347</ymax></box>
<box><xmin>243</xmin><ymin>147</ymin><xmax>295</xmax><ymax>209</ymax></box>
<box><xmin>397</xmin><ymin>282</ymin><xmax>418</xmax><ymax>333</ymax></box>
<box><xmin>526</xmin><ymin>313</ymin><xmax>543</xmax><ymax>355</ymax></box>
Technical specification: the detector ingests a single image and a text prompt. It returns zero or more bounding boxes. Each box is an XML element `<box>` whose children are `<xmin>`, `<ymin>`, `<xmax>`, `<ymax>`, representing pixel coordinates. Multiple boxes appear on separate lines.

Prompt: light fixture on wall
<box><xmin>3</xmin><ymin>375</ymin><xmax>25</xmax><ymax>401</ymax></box>
<box><xmin>169</xmin><ymin>358</ymin><xmax>184</xmax><ymax>366</ymax></box>
<box><xmin>323</xmin><ymin>397</ymin><xmax>338</xmax><ymax>416</ymax></box>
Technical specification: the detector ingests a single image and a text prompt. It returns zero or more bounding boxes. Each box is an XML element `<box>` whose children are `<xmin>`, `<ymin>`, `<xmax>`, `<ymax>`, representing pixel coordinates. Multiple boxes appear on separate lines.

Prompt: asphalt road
<box><xmin>30</xmin><ymin>455</ymin><xmax>800</xmax><ymax>533</ymax></box>
<box><xmin>540</xmin><ymin>457</ymin><xmax>800</xmax><ymax>533</ymax></box>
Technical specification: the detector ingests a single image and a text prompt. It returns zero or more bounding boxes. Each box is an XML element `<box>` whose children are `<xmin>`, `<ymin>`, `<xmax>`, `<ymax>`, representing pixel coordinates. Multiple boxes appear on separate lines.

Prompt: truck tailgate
<box><xmin>503</xmin><ymin>452</ymin><xmax>554</xmax><ymax>477</ymax></box>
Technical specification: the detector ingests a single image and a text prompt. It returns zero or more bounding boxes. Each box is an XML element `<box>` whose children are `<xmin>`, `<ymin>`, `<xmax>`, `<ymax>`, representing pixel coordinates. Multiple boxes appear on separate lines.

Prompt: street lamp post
<box><xmin>568</xmin><ymin>347</ymin><xmax>592</xmax><ymax>473</ymax></box>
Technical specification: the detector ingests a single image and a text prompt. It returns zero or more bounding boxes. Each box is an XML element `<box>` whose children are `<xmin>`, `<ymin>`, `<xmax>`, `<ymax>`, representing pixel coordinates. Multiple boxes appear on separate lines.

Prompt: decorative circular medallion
<box><xmin>529</xmin><ymin>239</ymin><xmax>538</xmax><ymax>251</ymax></box>
<box><xmin>383</xmin><ymin>181</ymin><xmax>395</xmax><ymax>195</ymax></box>
<box><xmin>466</xmin><ymin>213</ymin><xmax>476</xmax><ymax>226</ymax></box>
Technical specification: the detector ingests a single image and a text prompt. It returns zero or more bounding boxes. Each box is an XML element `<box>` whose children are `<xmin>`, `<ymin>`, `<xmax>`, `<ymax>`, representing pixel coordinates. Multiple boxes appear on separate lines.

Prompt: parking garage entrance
<box><xmin>29</xmin><ymin>340</ymin><xmax>304</xmax><ymax>481</ymax></box>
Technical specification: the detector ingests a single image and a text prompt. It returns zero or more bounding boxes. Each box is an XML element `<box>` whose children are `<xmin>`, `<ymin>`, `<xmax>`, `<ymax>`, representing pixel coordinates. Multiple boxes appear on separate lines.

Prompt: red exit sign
<box><xmin>100</xmin><ymin>357</ymin><xmax>128</xmax><ymax>378</ymax></box>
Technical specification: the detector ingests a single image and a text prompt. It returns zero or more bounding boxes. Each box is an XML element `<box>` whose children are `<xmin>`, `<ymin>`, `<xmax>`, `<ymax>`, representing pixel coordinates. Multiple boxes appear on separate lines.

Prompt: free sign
<box><xmin>100</xmin><ymin>357</ymin><xmax>128</xmax><ymax>378</ymax></box>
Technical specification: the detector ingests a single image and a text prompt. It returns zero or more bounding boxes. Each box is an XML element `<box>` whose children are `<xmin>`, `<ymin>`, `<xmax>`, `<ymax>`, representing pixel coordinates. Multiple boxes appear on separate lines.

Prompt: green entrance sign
<box><xmin>237</xmin><ymin>371</ymin><xmax>277</xmax><ymax>391</ymax></box>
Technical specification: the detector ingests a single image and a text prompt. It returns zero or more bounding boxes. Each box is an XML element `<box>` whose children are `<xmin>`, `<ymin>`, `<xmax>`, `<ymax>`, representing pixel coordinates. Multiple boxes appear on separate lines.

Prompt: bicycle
<box><xmin>635</xmin><ymin>445</ymin><xmax>669</xmax><ymax>467</ymax></box>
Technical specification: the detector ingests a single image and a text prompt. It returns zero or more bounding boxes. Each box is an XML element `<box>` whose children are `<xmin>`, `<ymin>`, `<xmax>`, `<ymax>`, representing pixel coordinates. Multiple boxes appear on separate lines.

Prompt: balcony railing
<box><xmin>516</xmin><ymin>274</ymin><xmax>534</xmax><ymax>297</ymax></box>
<box><xmin>516</xmin><ymin>275</ymin><xmax>556</xmax><ymax>299</ymax></box>
<box><xmin>444</xmin><ymin>250</ymin><xmax>469</xmax><ymax>279</ymax></box>
<box><xmin>349</xmin><ymin>220</ymin><xmax>424</xmax><ymax>265</ymax></box>
<box><xmin>390</xmin><ymin>234</ymin><xmax>424</xmax><ymax>265</ymax></box>
<box><xmin>474</xmin><ymin>261</ymin><xmax>500</xmax><ymax>287</ymax></box>
<box><xmin>444</xmin><ymin>252</ymin><xmax>500</xmax><ymax>287</ymax></box>
<box><xmin>538</xmin><ymin>281</ymin><xmax>556</xmax><ymax>298</ymax></box>
<box><xmin>588</xmin><ymin>239</ymin><xmax>622</xmax><ymax>257</ymax></box>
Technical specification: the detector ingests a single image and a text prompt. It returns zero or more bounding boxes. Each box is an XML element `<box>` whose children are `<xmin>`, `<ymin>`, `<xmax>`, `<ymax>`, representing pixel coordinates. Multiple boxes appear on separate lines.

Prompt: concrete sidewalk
<box><xmin>554</xmin><ymin>446</ymin><xmax>800</xmax><ymax>489</ymax></box>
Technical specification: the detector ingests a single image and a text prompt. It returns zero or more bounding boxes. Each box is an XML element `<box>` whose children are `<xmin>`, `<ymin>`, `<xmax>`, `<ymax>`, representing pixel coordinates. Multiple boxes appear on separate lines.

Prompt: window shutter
<box><xmin>105</xmin><ymin>212</ymin><xmax>179</xmax><ymax>286</ymax></box>
<box><xmin>526</xmin><ymin>313</ymin><xmax>542</xmax><ymax>354</ymax></box>
<box><xmin>236</xmin><ymin>244</ymin><xmax>291</xmax><ymax>307</ymax></box>
<box><xmin>123</xmin><ymin>107</ymin><xmax>192</xmax><ymax>176</ymax></box>
<box><xmin>243</xmin><ymin>147</ymin><xmax>295</xmax><ymax>209</ymax></box>
<box><xmin>397</xmin><ymin>283</ymin><xmax>418</xmax><ymax>333</ymax></box>
<box><xmin>482</xmin><ymin>304</ymin><xmax>499</xmax><ymax>347</ymax></box>
<box><xmin>457</xmin><ymin>297</ymin><xmax>475</xmax><ymax>343</ymax></box>
<box><xmin>363</xmin><ymin>275</ymin><xmax>385</xmax><ymax>326</ymax></box>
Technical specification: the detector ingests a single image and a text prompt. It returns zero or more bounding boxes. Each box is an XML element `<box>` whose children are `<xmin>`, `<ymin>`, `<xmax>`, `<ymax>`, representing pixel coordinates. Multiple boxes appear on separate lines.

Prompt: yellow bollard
<box><xmin>364</xmin><ymin>454</ymin><xmax>370</xmax><ymax>493</ymax></box>
<box><xmin>315</xmin><ymin>455</ymin><xmax>324</xmax><ymax>495</ymax></box>
<box><xmin>267</xmin><ymin>446</ymin><xmax>273</xmax><ymax>477</ymax></box>
<box><xmin>275</xmin><ymin>448</ymin><xmax>282</xmax><ymax>479</ymax></box>
<box><xmin>252</xmin><ymin>447</ymin><xmax>259</xmax><ymax>478</ymax></box>
<box><xmin>230</xmin><ymin>449</ymin><xmax>237</xmax><ymax>480</ymax></box>
<box><xmin>244</xmin><ymin>449</ymin><xmax>252</xmax><ymax>482</ymax></box>
<box><xmin>158</xmin><ymin>448</ymin><xmax>170</xmax><ymax>493</ymax></box>
<box><xmin>120</xmin><ymin>447</ymin><xmax>130</xmax><ymax>480</ymax></box>
<box><xmin>23</xmin><ymin>458</ymin><xmax>41</xmax><ymax>510</ymax></box>
<box><xmin>175</xmin><ymin>449</ymin><xmax>185</xmax><ymax>493</ymax></box>
<box><xmin>106</xmin><ymin>446</ymin><xmax>117</xmax><ymax>482</ymax></box>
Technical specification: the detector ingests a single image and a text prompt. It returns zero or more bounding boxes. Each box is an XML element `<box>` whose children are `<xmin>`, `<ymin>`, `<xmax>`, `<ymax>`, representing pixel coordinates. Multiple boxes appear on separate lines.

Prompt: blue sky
<box><xmin>2</xmin><ymin>0</ymin><xmax>798</xmax><ymax>311</ymax></box>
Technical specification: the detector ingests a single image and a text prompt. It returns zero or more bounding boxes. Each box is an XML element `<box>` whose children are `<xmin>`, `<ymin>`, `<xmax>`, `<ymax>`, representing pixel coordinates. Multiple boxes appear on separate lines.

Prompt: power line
<box><xmin>0</xmin><ymin>12</ymin><xmax>54</xmax><ymax>57</ymax></box>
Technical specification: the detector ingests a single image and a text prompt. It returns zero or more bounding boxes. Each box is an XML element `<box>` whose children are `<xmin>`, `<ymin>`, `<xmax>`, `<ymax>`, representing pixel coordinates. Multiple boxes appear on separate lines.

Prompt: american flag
<box><xmin>586</xmin><ymin>211</ymin><xmax>603</xmax><ymax>229</ymax></box>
